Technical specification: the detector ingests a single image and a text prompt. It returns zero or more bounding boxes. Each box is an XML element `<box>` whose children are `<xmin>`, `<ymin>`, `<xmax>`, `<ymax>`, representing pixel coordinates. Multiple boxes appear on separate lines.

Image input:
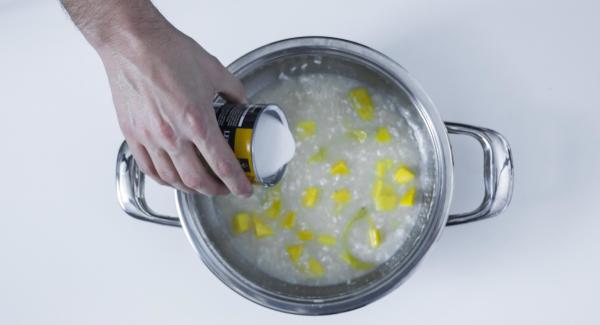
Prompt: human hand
<box><xmin>98</xmin><ymin>27</ymin><xmax>253</xmax><ymax>197</ymax></box>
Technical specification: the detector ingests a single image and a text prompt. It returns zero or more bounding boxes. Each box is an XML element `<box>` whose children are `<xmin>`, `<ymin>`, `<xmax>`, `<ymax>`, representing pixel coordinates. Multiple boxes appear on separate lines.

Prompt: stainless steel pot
<box><xmin>115</xmin><ymin>37</ymin><xmax>514</xmax><ymax>315</ymax></box>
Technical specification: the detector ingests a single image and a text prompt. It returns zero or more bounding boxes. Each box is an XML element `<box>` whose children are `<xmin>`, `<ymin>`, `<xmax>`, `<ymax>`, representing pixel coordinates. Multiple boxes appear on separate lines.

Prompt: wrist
<box><xmin>79</xmin><ymin>2</ymin><xmax>174</xmax><ymax>58</ymax></box>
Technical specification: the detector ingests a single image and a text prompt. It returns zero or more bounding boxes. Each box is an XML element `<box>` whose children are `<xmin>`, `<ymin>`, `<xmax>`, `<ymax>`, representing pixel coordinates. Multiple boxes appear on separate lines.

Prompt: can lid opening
<box><xmin>253</xmin><ymin>109</ymin><xmax>295</xmax><ymax>179</ymax></box>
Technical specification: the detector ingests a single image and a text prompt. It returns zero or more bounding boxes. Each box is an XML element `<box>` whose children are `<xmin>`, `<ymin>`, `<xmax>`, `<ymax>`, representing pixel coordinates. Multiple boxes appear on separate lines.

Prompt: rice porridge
<box><xmin>214</xmin><ymin>71</ymin><xmax>430</xmax><ymax>285</ymax></box>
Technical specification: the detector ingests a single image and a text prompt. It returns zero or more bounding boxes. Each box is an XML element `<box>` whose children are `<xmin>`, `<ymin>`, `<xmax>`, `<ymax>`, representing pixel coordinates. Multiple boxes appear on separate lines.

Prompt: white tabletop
<box><xmin>1</xmin><ymin>0</ymin><xmax>599</xmax><ymax>324</ymax></box>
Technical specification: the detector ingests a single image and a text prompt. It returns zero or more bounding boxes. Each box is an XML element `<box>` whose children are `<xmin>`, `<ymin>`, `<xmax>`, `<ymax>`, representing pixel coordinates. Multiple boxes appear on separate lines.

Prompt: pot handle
<box><xmin>116</xmin><ymin>141</ymin><xmax>182</xmax><ymax>227</ymax></box>
<box><xmin>445</xmin><ymin>122</ymin><xmax>514</xmax><ymax>225</ymax></box>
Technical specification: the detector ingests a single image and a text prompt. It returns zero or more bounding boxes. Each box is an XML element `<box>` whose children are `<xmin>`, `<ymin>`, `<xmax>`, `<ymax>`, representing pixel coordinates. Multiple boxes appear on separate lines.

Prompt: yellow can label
<box><xmin>215</xmin><ymin>102</ymin><xmax>269</xmax><ymax>184</ymax></box>
<box><xmin>233</xmin><ymin>128</ymin><xmax>255</xmax><ymax>182</ymax></box>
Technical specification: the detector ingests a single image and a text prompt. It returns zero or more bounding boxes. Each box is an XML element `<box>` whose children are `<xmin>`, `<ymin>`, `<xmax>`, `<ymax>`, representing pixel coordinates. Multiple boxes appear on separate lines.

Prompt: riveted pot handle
<box><xmin>116</xmin><ymin>141</ymin><xmax>181</xmax><ymax>227</ymax></box>
<box><xmin>445</xmin><ymin>123</ymin><xmax>514</xmax><ymax>225</ymax></box>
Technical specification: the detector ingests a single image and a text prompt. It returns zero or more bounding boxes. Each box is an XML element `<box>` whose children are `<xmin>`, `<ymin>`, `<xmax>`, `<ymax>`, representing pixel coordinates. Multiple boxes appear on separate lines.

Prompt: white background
<box><xmin>1</xmin><ymin>0</ymin><xmax>599</xmax><ymax>324</ymax></box>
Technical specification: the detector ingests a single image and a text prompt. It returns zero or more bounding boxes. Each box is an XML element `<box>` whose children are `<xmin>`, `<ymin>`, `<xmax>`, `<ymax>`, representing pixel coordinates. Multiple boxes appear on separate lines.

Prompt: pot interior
<box><xmin>178</xmin><ymin>38</ymin><xmax>449</xmax><ymax>313</ymax></box>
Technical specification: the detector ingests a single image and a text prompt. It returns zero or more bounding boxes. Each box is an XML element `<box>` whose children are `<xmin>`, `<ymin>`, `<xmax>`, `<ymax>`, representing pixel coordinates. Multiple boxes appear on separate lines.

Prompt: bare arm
<box><xmin>61</xmin><ymin>0</ymin><xmax>253</xmax><ymax>197</ymax></box>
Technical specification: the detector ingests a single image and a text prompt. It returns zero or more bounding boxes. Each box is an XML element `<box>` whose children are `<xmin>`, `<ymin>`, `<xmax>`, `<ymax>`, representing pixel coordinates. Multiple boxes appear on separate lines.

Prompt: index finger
<box><xmin>190</xmin><ymin>112</ymin><xmax>253</xmax><ymax>197</ymax></box>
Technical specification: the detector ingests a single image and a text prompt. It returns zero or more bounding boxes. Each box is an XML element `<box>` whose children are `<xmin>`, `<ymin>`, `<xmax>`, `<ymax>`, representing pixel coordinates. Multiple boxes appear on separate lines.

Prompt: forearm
<box><xmin>61</xmin><ymin>0</ymin><xmax>251</xmax><ymax>196</ymax></box>
<box><xmin>60</xmin><ymin>0</ymin><xmax>173</xmax><ymax>54</ymax></box>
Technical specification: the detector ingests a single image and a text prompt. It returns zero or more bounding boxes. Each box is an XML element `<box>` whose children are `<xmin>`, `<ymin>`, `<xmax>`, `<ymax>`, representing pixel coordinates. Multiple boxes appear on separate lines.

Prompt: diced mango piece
<box><xmin>308</xmin><ymin>258</ymin><xmax>325</xmax><ymax>277</ymax></box>
<box><xmin>252</xmin><ymin>215</ymin><xmax>273</xmax><ymax>238</ymax></box>
<box><xmin>281</xmin><ymin>211</ymin><xmax>296</xmax><ymax>229</ymax></box>
<box><xmin>348</xmin><ymin>88</ymin><xmax>374</xmax><ymax>121</ymax></box>
<box><xmin>399</xmin><ymin>186</ymin><xmax>416</xmax><ymax>207</ymax></box>
<box><xmin>265</xmin><ymin>198</ymin><xmax>282</xmax><ymax>218</ymax></box>
<box><xmin>308</xmin><ymin>147</ymin><xmax>326</xmax><ymax>163</ymax></box>
<box><xmin>302</xmin><ymin>187</ymin><xmax>320</xmax><ymax>208</ymax></box>
<box><xmin>318</xmin><ymin>235</ymin><xmax>337</xmax><ymax>246</ymax></box>
<box><xmin>331</xmin><ymin>188</ymin><xmax>351</xmax><ymax>213</ymax></box>
<box><xmin>348</xmin><ymin>129</ymin><xmax>368</xmax><ymax>143</ymax></box>
<box><xmin>232</xmin><ymin>212</ymin><xmax>251</xmax><ymax>234</ymax></box>
<box><xmin>394</xmin><ymin>165</ymin><xmax>415</xmax><ymax>184</ymax></box>
<box><xmin>330</xmin><ymin>161</ymin><xmax>350</xmax><ymax>176</ymax></box>
<box><xmin>372</xmin><ymin>180</ymin><xmax>398</xmax><ymax>211</ymax></box>
<box><xmin>375</xmin><ymin>127</ymin><xmax>392</xmax><ymax>143</ymax></box>
<box><xmin>331</xmin><ymin>188</ymin><xmax>352</xmax><ymax>207</ymax></box>
<box><xmin>340</xmin><ymin>250</ymin><xmax>375</xmax><ymax>270</ymax></box>
<box><xmin>375</xmin><ymin>159</ymin><xmax>393</xmax><ymax>178</ymax></box>
<box><xmin>369</xmin><ymin>226</ymin><xmax>382</xmax><ymax>248</ymax></box>
<box><xmin>296</xmin><ymin>120</ymin><xmax>316</xmax><ymax>139</ymax></box>
<box><xmin>297</xmin><ymin>230</ymin><xmax>313</xmax><ymax>241</ymax></box>
<box><xmin>286</xmin><ymin>244</ymin><xmax>303</xmax><ymax>263</ymax></box>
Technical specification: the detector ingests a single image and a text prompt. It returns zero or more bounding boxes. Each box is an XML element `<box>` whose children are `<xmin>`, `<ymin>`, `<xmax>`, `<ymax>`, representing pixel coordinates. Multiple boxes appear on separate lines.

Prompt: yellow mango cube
<box><xmin>232</xmin><ymin>212</ymin><xmax>251</xmax><ymax>234</ymax></box>
<box><xmin>286</xmin><ymin>244</ymin><xmax>303</xmax><ymax>263</ymax></box>
<box><xmin>302</xmin><ymin>187</ymin><xmax>319</xmax><ymax>208</ymax></box>
<box><xmin>375</xmin><ymin>159</ymin><xmax>393</xmax><ymax>178</ymax></box>
<box><xmin>318</xmin><ymin>235</ymin><xmax>337</xmax><ymax>246</ymax></box>
<box><xmin>265</xmin><ymin>198</ymin><xmax>281</xmax><ymax>218</ymax></box>
<box><xmin>308</xmin><ymin>147</ymin><xmax>326</xmax><ymax>163</ymax></box>
<box><xmin>252</xmin><ymin>215</ymin><xmax>273</xmax><ymax>238</ymax></box>
<box><xmin>308</xmin><ymin>258</ymin><xmax>325</xmax><ymax>277</ymax></box>
<box><xmin>369</xmin><ymin>226</ymin><xmax>382</xmax><ymax>248</ymax></box>
<box><xmin>394</xmin><ymin>165</ymin><xmax>415</xmax><ymax>184</ymax></box>
<box><xmin>372</xmin><ymin>180</ymin><xmax>398</xmax><ymax>211</ymax></box>
<box><xmin>348</xmin><ymin>129</ymin><xmax>368</xmax><ymax>143</ymax></box>
<box><xmin>331</xmin><ymin>188</ymin><xmax>351</xmax><ymax>213</ymax></box>
<box><xmin>348</xmin><ymin>88</ymin><xmax>374</xmax><ymax>121</ymax></box>
<box><xmin>297</xmin><ymin>230</ymin><xmax>313</xmax><ymax>241</ymax></box>
<box><xmin>296</xmin><ymin>120</ymin><xmax>316</xmax><ymax>139</ymax></box>
<box><xmin>399</xmin><ymin>186</ymin><xmax>416</xmax><ymax>206</ymax></box>
<box><xmin>331</xmin><ymin>188</ymin><xmax>352</xmax><ymax>206</ymax></box>
<box><xmin>330</xmin><ymin>161</ymin><xmax>350</xmax><ymax>176</ymax></box>
<box><xmin>281</xmin><ymin>211</ymin><xmax>296</xmax><ymax>229</ymax></box>
<box><xmin>375</xmin><ymin>127</ymin><xmax>392</xmax><ymax>143</ymax></box>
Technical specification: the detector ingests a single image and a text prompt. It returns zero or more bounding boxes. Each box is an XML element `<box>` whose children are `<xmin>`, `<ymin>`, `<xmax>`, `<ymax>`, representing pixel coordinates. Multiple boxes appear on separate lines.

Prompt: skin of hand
<box><xmin>61</xmin><ymin>0</ymin><xmax>253</xmax><ymax>197</ymax></box>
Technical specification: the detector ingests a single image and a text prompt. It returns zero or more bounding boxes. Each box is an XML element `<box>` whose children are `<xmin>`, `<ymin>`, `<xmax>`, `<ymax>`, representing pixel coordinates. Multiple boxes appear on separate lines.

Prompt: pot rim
<box><xmin>177</xmin><ymin>36</ymin><xmax>454</xmax><ymax>315</ymax></box>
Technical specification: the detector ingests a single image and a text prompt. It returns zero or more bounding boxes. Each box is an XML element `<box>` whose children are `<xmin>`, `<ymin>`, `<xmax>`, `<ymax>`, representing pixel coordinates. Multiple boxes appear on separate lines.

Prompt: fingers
<box><xmin>128</xmin><ymin>108</ymin><xmax>252</xmax><ymax>197</ymax></box>
<box><xmin>190</xmin><ymin>113</ymin><xmax>253</xmax><ymax>197</ymax></box>
<box><xmin>140</xmin><ymin>139</ymin><xmax>231</xmax><ymax>196</ymax></box>
<box><xmin>215</xmin><ymin>66</ymin><xmax>247</xmax><ymax>104</ymax></box>
<box><xmin>169</xmin><ymin>141</ymin><xmax>229</xmax><ymax>196</ymax></box>
<box><xmin>147</xmin><ymin>148</ymin><xmax>193</xmax><ymax>192</ymax></box>
<box><xmin>128</xmin><ymin>142</ymin><xmax>167</xmax><ymax>186</ymax></box>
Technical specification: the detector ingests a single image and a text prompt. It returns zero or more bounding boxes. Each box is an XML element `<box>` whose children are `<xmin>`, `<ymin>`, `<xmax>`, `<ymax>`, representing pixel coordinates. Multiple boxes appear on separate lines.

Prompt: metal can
<box><xmin>214</xmin><ymin>101</ymin><xmax>292</xmax><ymax>186</ymax></box>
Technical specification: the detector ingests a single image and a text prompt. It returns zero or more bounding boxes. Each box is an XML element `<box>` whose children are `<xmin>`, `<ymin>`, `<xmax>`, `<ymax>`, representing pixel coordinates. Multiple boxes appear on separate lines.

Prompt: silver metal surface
<box><xmin>114</xmin><ymin>37</ymin><xmax>514</xmax><ymax>315</ymax></box>
<box><xmin>445</xmin><ymin>122</ymin><xmax>514</xmax><ymax>225</ymax></box>
<box><xmin>116</xmin><ymin>141</ymin><xmax>181</xmax><ymax>227</ymax></box>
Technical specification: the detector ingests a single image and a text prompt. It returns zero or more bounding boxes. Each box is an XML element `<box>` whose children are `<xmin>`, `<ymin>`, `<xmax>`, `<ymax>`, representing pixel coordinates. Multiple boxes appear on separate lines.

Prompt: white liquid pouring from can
<box><xmin>253</xmin><ymin>113</ymin><xmax>296</xmax><ymax>178</ymax></box>
<box><xmin>214</xmin><ymin>100</ymin><xmax>295</xmax><ymax>186</ymax></box>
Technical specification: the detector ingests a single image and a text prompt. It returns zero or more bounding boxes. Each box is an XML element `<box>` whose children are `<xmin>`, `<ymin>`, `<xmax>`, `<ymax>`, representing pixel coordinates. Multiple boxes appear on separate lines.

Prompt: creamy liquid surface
<box><xmin>214</xmin><ymin>72</ymin><xmax>430</xmax><ymax>285</ymax></box>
